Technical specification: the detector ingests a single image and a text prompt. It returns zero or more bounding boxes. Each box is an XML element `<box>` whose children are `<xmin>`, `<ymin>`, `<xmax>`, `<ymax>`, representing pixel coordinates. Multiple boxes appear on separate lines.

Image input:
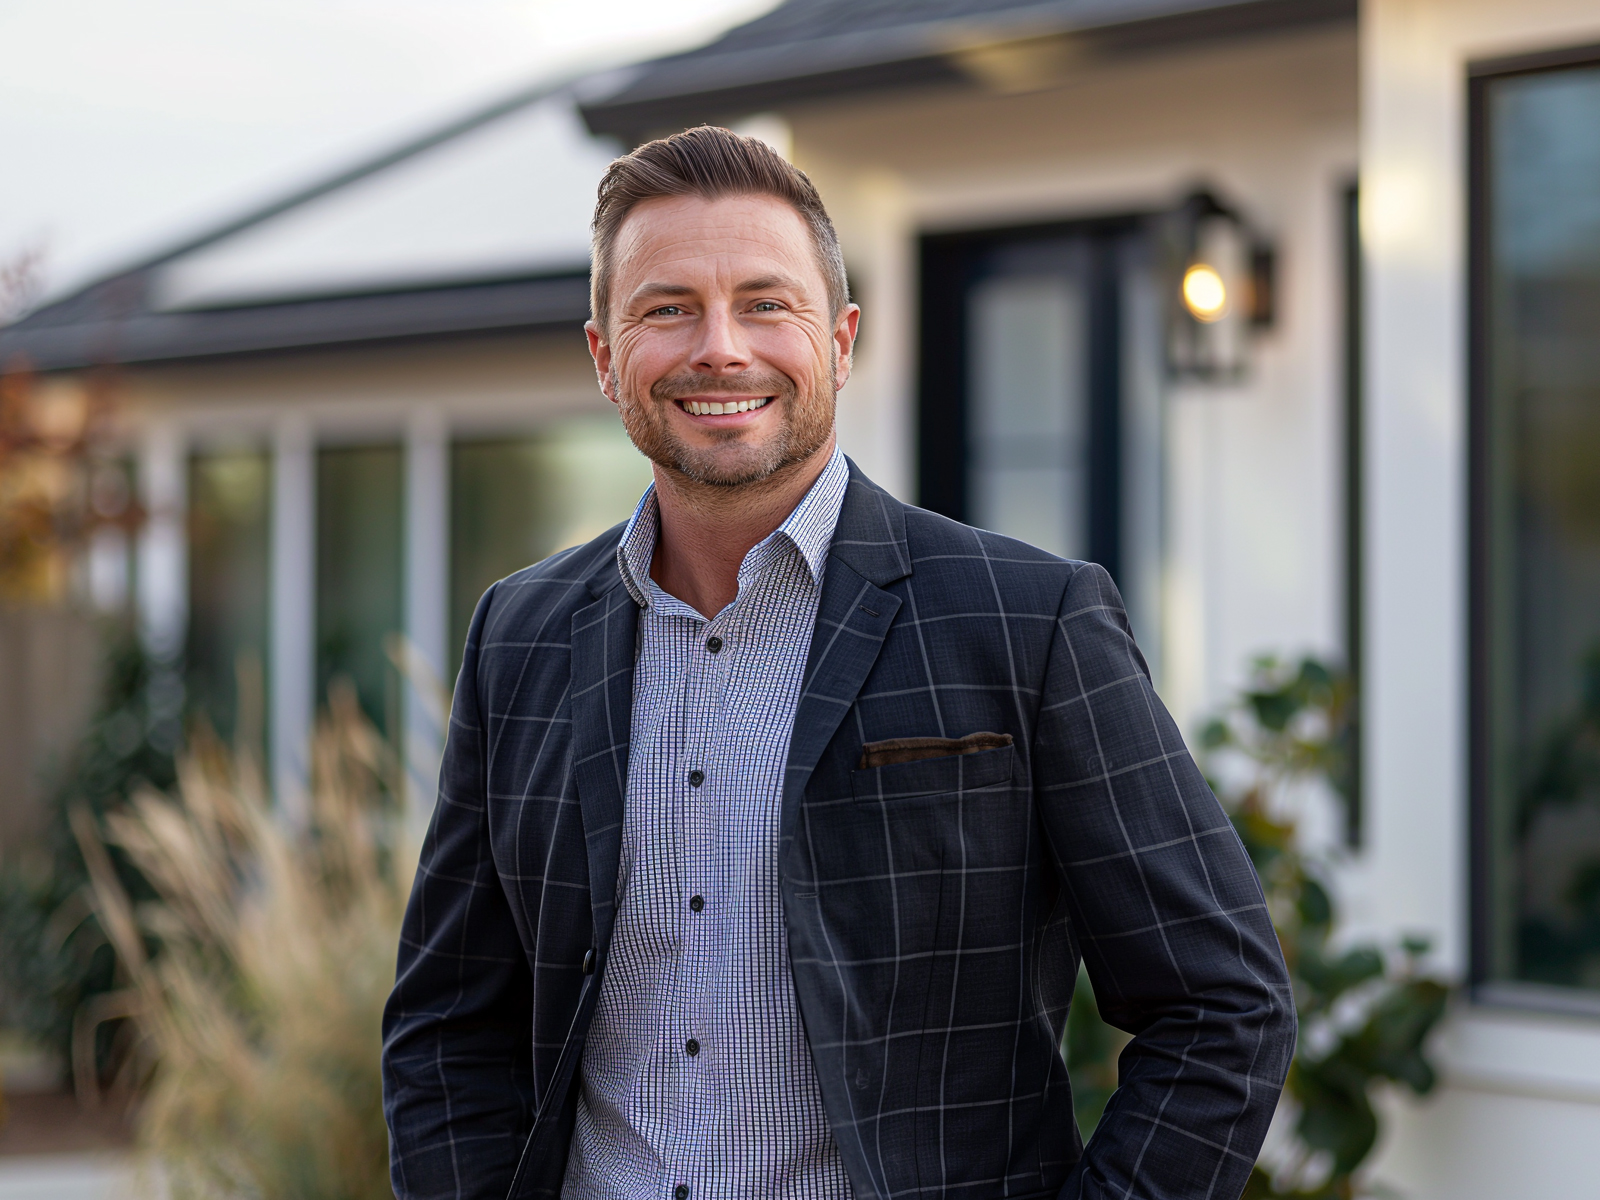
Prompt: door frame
<box><xmin>917</xmin><ymin>213</ymin><xmax>1150</xmax><ymax>584</ymax></box>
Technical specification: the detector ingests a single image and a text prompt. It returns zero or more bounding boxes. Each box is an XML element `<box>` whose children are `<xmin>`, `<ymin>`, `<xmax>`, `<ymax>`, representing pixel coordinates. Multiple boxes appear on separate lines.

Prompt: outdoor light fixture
<box><xmin>1181</xmin><ymin>263</ymin><xmax>1228</xmax><ymax>323</ymax></box>
<box><xmin>1164</xmin><ymin>188</ymin><xmax>1275</xmax><ymax>381</ymax></box>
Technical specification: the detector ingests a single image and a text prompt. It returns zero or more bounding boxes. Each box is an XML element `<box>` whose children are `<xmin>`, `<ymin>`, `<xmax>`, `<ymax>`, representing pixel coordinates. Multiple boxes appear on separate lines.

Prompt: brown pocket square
<box><xmin>857</xmin><ymin>732</ymin><xmax>1014</xmax><ymax>770</ymax></box>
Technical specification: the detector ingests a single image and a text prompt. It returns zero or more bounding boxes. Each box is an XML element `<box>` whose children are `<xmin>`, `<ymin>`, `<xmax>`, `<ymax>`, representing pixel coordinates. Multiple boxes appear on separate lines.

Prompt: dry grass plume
<box><xmin>76</xmin><ymin>682</ymin><xmax>413</xmax><ymax>1200</ymax></box>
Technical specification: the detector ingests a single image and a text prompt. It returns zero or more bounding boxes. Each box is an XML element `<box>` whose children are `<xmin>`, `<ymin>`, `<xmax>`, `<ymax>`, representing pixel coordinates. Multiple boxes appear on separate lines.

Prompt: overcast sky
<box><xmin>0</xmin><ymin>0</ymin><xmax>774</xmax><ymax>303</ymax></box>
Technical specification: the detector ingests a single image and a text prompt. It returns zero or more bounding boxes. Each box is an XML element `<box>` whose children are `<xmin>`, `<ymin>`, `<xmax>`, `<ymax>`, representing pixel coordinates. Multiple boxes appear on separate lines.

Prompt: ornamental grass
<box><xmin>75</xmin><ymin>682</ymin><xmax>412</xmax><ymax>1200</ymax></box>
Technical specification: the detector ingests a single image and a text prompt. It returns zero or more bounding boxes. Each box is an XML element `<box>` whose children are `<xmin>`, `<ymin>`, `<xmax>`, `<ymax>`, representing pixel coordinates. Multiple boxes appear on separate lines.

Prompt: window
<box><xmin>188</xmin><ymin>448</ymin><xmax>270</xmax><ymax>744</ymax></box>
<box><xmin>1472</xmin><ymin>48</ymin><xmax>1600</xmax><ymax>1000</ymax></box>
<box><xmin>316</xmin><ymin>444</ymin><xmax>404</xmax><ymax>732</ymax></box>
<box><xmin>449</xmin><ymin>414</ymin><xmax>652</xmax><ymax>673</ymax></box>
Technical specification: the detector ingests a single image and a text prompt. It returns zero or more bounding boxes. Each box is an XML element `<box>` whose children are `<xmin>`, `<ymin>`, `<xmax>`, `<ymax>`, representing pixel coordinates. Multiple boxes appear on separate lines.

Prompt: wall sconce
<box><xmin>1164</xmin><ymin>189</ymin><xmax>1275</xmax><ymax>382</ymax></box>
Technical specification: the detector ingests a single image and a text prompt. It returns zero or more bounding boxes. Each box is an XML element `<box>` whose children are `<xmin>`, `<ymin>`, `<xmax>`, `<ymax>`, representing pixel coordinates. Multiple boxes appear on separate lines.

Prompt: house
<box><xmin>0</xmin><ymin>82</ymin><xmax>649</xmax><ymax>817</ymax></box>
<box><xmin>4</xmin><ymin>0</ymin><xmax>1600</xmax><ymax>1193</ymax></box>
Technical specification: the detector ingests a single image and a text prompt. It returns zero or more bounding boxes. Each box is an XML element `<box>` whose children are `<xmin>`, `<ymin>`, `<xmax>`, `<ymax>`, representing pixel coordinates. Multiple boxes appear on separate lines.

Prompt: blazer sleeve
<box><xmin>383</xmin><ymin>584</ymin><xmax>537</xmax><ymax>1200</ymax></box>
<box><xmin>1034</xmin><ymin>563</ymin><xmax>1296</xmax><ymax>1200</ymax></box>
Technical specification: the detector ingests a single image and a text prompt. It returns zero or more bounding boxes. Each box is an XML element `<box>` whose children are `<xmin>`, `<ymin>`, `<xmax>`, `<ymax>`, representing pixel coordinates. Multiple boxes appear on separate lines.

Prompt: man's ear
<box><xmin>833</xmin><ymin>304</ymin><xmax>862</xmax><ymax>391</ymax></box>
<box><xmin>586</xmin><ymin>320</ymin><xmax>617</xmax><ymax>405</ymax></box>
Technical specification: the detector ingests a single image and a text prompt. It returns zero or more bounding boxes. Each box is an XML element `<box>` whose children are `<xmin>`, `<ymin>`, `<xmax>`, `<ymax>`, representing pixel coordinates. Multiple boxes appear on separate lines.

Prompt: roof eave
<box><xmin>0</xmin><ymin>271</ymin><xmax>592</xmax><ymax>372</ymax></box>
<box><xmin>579</xmin><ymin>0</ymin><xmax>1356</xmax><ymax>141</ymax></box>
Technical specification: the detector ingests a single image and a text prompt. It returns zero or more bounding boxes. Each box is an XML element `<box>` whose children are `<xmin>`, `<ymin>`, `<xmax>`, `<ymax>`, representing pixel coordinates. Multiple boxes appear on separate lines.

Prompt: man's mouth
<box><xmin>676</xmin><ymin>396</ymin><xmax>773</xmax><ymax>416</ymax></box>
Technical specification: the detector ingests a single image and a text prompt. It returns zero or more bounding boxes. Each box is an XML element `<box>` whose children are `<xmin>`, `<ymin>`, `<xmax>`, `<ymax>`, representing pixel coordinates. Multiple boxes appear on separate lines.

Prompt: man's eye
<box><xmin>751</xmin><ymin>301</ymin><xmax>782</xmax><ymax>312</ymax></box>
<box><xmin>649</xmin><ymin>305</ymin><xmax>685</xmax><ymax>317</ymax></box>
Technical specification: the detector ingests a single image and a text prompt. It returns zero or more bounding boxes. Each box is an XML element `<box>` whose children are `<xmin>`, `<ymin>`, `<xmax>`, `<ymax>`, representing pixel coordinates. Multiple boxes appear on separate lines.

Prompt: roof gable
<box><xmin>157</xmin><ymin>97</ymin><xmax>612</xmax><ymax>311</ymax></box>
<box><xmin>0</xmin><ymin>85</ymin><xmax>619</xmax><ymax>369</ymax></box>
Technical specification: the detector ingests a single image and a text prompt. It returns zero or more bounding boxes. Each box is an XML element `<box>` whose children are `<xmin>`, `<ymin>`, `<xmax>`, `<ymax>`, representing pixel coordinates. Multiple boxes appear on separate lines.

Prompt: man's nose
<box><xmin>689</xmin><ymin>305</ymin><xmax>751</xmax><ymax>374</ymax></box>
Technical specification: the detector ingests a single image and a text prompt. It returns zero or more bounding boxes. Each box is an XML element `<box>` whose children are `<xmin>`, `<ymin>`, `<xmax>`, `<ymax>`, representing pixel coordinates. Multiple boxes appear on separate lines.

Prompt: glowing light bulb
<box><xmin>1182</xmin><ymin>263</ymin><xmax>1227</xmax><ymax>323</ymax></box>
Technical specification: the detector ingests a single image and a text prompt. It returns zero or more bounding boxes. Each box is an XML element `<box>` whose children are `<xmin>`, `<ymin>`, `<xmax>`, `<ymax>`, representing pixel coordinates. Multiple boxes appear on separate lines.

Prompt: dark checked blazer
<box><xmin>383</xmin><ymin>460</ymin><xmax>1295</xmax><ymax>1200</ymax></box>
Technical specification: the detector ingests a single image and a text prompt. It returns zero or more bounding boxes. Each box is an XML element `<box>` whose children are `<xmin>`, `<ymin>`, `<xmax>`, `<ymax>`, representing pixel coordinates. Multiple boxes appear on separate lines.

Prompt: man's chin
<box><xmin>666</xmin><ymin>446</ymin><xmax>789</xmax><ymax>488</ymax></box>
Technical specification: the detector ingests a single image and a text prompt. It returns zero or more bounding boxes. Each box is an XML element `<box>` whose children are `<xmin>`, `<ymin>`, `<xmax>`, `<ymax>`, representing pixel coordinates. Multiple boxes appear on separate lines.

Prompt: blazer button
<box><xmin>581</xmin><ymin>949</ymin><xmax>595</xmax><ymax>975</ymax></box>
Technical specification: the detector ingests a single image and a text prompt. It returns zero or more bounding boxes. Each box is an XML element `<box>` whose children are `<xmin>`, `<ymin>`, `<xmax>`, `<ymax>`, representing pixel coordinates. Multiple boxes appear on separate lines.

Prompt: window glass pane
<box><xmin>1484</xmin><ymin>62</ymin><xmax>1600</xmax><ymax>990</ymax></box>
<box><xmin>967</xmin><ymin>272</ymin><xmax>1089</xmax><ymax>559</ymax></box>
<box><xmin>316</xmin><ymin>444</ymin><xmax>403</xmax><ymax>731</ymax></box>
<box><xmin>450</xmin><ymin>414</ymin><xmax>652</xmax><ymax>672</ymax></box>
<box><xmin>187</xmin><ymin>449</ymin><xmax>270</xmax><ymax>743</ymax></box>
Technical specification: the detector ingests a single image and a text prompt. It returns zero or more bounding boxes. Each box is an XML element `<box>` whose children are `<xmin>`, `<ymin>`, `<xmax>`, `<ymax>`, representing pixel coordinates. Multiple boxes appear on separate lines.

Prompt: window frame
<box><xmin>1342</xmin><ymin>180</ymin><xmax>1364</xmax><ymax>849</ymax></box>
<box><xmin>1467</xmin><ymin>41</ymin><xmax>1600</xmax><ymax>1012</ymax></box>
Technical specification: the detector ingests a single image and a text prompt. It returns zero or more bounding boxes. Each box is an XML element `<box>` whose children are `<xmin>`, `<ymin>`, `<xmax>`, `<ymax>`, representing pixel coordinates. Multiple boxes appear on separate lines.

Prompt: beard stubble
<box><xmin>612</xmin><ymin>365</ymin><xmax>837</xmax><ymax>488</ymax></box>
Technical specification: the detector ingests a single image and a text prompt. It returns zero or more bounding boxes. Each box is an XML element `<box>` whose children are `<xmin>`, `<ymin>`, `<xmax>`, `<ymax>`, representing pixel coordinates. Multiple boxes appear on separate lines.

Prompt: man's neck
<box><xmin>648</xmin><ymin>437</ymin><xmax>836</xmax><ymax>619</ymax></box>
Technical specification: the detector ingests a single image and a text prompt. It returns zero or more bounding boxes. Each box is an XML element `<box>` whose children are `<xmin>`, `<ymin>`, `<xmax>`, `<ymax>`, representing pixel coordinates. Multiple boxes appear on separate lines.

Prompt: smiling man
<box><xmin>382</xmin><ymin>127</ymin><xmax>1295</xmax><ymax>1200</ymax></box>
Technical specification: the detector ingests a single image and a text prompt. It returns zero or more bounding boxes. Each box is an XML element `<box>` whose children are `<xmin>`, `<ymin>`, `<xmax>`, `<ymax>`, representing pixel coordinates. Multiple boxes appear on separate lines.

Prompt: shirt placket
<box><xmin>662</xmin><ymin>599</ymin><xmax>730</xmax><ymax>1198</ymax></box>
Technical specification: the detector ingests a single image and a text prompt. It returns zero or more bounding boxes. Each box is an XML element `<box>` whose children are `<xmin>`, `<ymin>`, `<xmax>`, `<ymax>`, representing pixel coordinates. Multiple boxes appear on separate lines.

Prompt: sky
<box><xmin>0</xmin><ymin>0</ymin><xmax>776</xmax><ymax>305</ymax></box>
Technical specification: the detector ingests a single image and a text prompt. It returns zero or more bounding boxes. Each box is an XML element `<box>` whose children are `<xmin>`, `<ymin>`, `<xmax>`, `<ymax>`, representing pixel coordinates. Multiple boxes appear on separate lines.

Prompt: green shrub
<box><xmin>0</xmin><ymin>625</ymin><xmax>177</xmax><ymax>1090</ymax></box>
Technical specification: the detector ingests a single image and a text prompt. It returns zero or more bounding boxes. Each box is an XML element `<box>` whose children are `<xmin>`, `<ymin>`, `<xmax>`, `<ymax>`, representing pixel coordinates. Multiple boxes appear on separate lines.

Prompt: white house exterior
<box><xmin>1363</xmin><ymin>2</ymin><xmax>1600</xmax><ymax>1195</ymax></box>
<box><xmin>4</xmin><ymin>1</ymin><xmax>1600</xmax><ymax>1193</ymax></box>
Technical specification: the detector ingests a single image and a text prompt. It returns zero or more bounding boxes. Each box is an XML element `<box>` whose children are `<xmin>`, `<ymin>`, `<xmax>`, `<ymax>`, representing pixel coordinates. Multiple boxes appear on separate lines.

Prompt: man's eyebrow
<box><xmin>630</xmin><ymin>283</ymin><xmax>696</xmax><ymax>303</ymax></box>
<box><xmin>737</xmin><ymin>274</ymin><xmax>803</xmax><ymax>293</ymax></box>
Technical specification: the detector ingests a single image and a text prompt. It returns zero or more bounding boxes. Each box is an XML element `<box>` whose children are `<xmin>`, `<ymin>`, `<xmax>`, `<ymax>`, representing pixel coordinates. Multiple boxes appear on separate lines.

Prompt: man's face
<box><xmin>587</xmin><ymin>193</ymin><xmax>859</xmax><ymax>488</ymax></box>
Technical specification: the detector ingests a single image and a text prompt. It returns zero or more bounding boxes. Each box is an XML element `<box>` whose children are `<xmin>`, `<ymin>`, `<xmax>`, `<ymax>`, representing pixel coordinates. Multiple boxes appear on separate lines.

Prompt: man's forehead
<box><xmin>613</xmin><ymin>194</ymin><xmax>813</xmax><ymax>269</ymax></box>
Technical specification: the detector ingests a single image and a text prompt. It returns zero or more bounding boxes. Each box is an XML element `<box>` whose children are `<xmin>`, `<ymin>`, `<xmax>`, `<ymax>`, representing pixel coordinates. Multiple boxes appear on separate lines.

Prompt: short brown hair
<box><xmin>589</xmin><ymin>125</ymin><xmax>848</xmax><ymax>333</ymax></box>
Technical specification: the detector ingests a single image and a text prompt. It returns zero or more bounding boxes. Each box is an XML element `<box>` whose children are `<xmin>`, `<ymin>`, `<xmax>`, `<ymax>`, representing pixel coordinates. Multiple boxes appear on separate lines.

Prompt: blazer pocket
<box><xmin>850</xmin><ymin>742</ymin><xmax>1015</xmax><ymax>802</ymax></box>
<box><xmin>858</xmin><ymin>731</ymin><xmax>1013</xmax><ymax>769</ymax></box>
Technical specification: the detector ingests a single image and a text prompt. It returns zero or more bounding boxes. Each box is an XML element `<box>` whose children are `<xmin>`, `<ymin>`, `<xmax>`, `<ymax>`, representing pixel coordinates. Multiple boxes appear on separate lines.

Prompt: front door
<box><xmin>919</xmin><ymin>216</ymin><xmax>1163</xmax><ymax>658</ymax></box>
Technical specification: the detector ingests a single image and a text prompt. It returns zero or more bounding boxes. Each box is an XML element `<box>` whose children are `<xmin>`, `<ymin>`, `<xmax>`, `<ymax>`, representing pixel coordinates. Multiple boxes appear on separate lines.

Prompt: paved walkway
<box><xmin>0</xmin><ymin>1153</ymin><xmax>138</xmax><ymax>1200</ymax></box>
<box><xmin>0</xmin><ymin>1090</ymin><xmax>141</xmax><ymax>1200</ymax></box>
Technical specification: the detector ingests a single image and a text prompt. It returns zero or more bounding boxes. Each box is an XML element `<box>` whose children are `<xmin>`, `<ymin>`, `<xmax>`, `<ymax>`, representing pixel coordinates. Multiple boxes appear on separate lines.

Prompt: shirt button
<box><xmin>674</xmin><ymin>1187</ymin><xmax>689</xmax><ymax>1200</ymax></box>
<box><xmin>706</xmin><ymin>635</ymin><xmax>723</xmax><ymax>654</ymax></box>
<box><xmin>685</xmin><ymin>1038</ymin><xmax>700</xmax><ymax>1057</ymax></box>
<box><xmin>689</xmin><ymin>895</ymin><xmax>704</xmax><ymax>913</ymax></box>
<box><xmin>688</xmin><ymin>769</ymin><xmax>705</xmax><ymax>787</ymax></box>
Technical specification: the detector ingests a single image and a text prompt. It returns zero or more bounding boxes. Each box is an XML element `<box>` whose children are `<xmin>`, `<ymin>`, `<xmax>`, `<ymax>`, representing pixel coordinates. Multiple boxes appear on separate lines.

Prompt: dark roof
<box><xmin>0</xmin><ymin>270</ymin><xmax>591</xmax><ymax>371</ymax></box>
<box><xmin>579</xmin><ymin>0</ymin><xmax>1354</xmax><ymax>139</ymax></box>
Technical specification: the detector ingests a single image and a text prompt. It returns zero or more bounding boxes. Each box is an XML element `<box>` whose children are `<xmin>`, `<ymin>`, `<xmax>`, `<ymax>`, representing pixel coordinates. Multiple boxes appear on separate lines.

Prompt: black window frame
<box><xmin>1342</xmin><ymin>179</ymin><xmax>1364</xmax><ymax>849</ymax></box>
<box><xmin>1467</xmin><ymin>40</ymin><xmax>1600</xmax><ymax>1009</ymax></box>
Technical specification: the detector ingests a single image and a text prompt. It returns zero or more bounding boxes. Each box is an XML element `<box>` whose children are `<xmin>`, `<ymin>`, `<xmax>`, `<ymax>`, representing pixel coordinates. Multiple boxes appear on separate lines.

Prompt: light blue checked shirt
<box><xmin>562</xmin><ymin>447</ymin><xmax>853</xmax><ymax>1200</ymax></box>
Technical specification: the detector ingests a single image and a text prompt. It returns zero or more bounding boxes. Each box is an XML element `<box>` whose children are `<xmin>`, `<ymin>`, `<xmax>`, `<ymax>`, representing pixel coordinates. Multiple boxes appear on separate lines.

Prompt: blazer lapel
<box><xmin>566</xmin><ymin>463</ymin><xmax>909</xmax><ymax>941</ymax></box>
<box><xmin>568</xmin><ymin>569</ymin><xmax>638</xmax><ymax>955</ymax></box>
<box><xmin>781</xmin><ymin>464</ymin><xmax>913</xmax><ymax>823</ymax></box>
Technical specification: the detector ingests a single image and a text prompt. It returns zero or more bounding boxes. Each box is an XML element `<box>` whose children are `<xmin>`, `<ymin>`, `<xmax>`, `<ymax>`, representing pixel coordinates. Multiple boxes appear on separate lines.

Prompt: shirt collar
<box><xmin>616</xmin><ymin>445</ymin><xmax>849</xmax><ymax>609</ymax></box>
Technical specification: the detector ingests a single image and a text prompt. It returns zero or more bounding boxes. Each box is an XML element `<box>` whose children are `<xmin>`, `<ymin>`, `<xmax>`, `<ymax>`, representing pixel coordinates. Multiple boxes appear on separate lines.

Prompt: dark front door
<box><xmin>919</xmin><ymin>217</ymin><xmax>1162</xmax><ymax>649</ymax></box>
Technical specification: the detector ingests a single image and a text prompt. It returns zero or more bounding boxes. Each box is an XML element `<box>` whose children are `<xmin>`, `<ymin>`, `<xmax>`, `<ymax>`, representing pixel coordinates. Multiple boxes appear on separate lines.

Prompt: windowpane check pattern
<box><xmin>563</xmin><ymin>447</ymin><xmax>851</xmax><ymax>1199</ymax></box>
<box><xmin>382</xmin><ymin>459</ymin><xmax>1294</xmax><ymax>1200</ymax></box>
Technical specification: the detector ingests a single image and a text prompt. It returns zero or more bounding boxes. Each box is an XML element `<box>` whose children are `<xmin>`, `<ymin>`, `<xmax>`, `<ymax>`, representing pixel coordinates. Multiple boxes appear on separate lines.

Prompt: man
<box><xmin>383</xmin><ymin>126</ymin><xmax>1294</xmax><ymax>1200</ymax></box>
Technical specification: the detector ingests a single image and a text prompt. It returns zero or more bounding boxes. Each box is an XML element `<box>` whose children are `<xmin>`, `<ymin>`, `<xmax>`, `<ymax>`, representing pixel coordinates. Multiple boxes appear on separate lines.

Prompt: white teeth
<box><xmin>683</xmin><ymin>396</ymin><xmax>772</xmax><ymax>415</ymax></box>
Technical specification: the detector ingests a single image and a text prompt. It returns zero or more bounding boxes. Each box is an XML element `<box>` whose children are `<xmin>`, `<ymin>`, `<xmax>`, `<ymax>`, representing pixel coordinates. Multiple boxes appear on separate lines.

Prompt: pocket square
<box><xmin>858</xmin><ymin>731</ymin><xmax>1013</xmax><ymax>770</ymax></box>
